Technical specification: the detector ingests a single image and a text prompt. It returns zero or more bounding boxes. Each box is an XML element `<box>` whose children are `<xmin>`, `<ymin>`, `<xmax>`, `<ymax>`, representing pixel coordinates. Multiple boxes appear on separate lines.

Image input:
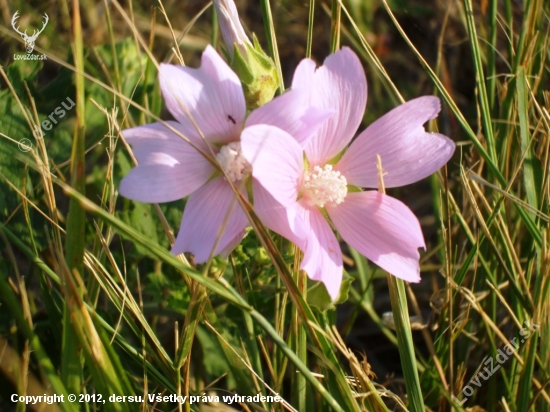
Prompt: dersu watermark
<box><xmin>18</xmin><ymin>97</ymin><xmax>75</xmax><ymax>152</ymax></box>
<box><xmin>452</xmin><ymin>318</ymin><xmax>540</xmax><ymax>406</ymax></box>
<box><xmin>32</xmin><ymin>97</ymin><xmax>76</xmax><ymax>139</ymax></box>
<box><xmin>11</xmin><ymin>10</ymin><xmax>48</xmax><ymax>60</ymax></box>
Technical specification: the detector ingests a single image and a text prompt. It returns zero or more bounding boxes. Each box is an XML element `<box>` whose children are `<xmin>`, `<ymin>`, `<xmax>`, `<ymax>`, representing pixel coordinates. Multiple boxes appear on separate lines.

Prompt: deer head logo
<box><xmin>11</xmin><ymin>11</ymin><xmax>49</xmax><ymax>54</ymax></box>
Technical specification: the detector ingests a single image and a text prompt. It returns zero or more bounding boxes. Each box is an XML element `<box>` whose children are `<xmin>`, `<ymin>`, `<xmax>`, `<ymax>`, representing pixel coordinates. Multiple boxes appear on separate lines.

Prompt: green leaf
<box><xmin>0</xmin><ymin>88</ymin><xmax>48</xmax><ymax>249</ymax></box>
<box><xmin>119</xmin><ymin>201</ymin><xmax>160</xmax><ymax>258</ymax></box>
<box><xmin>307</xmin><ymin>272</ymin><xmax>354</xmax><ymax>311</ymax></box>
<box><xmin>195</xmin><ymin>325</ymin><xmax>232</xmax><ymax>383</ymax></box>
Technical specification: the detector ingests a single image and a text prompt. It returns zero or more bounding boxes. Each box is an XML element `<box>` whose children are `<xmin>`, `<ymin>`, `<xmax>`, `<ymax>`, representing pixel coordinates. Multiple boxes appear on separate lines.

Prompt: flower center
<box><xmin>215</xmin><ymin>142</ymin><xmax>251</xmax><ymax>182</ymax></box>
<box><xmin>301</xmin><ymin>165</ymin><xmax>348</xmax><ymax>208</ymax></box>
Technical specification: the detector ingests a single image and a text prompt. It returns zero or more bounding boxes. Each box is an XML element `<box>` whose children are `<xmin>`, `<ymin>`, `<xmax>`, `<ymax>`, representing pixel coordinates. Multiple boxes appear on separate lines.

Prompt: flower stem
<box><xmin>259</xmin><ymin>0</ymin><xmax>284</xmax><ymax>92</ymax></box>
<box><xmin>377</xmin><ymin>155</ymin><xmax>424</xmax><ymax>410</ymax></box>
<box><xmin>61</xmin><ymin>0</ymin><xmax>86</xmax><ymax>395</ymax></box>
<box><xmin>387</xmin><ymin>276</ymin><xmax>425</xmax><ymax>411</ymax></box>
<box><xmin>292</xmin><ymin>258</ymin><xmax>308</xmax><ymax>411</ymax></box>
<box><xmin>306</xmin><ymin>0</ymin><xmax>315</xmax><ymax>58</ymax></box>
<box><xmin>329</xmin><ymin>0</ymin><xmax>341</xmax><ymax>53</ymax></box>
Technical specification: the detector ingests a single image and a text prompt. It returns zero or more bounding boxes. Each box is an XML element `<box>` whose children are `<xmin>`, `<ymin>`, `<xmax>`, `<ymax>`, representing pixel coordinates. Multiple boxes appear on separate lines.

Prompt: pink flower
<box><xmin>119</xmin><ymin>46</ymin><xmax>328</xmax><ymax>263</ymax></box>
<box><xmin>241</xmin><ymin>47</ymin><xmax>455</xmax><ymax>300</ymax></box>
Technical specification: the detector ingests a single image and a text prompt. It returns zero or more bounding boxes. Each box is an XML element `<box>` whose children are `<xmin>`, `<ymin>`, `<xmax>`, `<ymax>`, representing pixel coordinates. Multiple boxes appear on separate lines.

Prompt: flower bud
<box><xmin>212</xmin><ymin>0</ymin><xmax>251</xmax><ymax>58</ymax></box>
<box><xmin>230</xmin><ymin>36</ymin><xmax>279</xmax><ymax>109</ymax></box>
<box><xmin>213</xmin><ymin>0</ymin><xmax>279</xmax><ymax>109</ymax></box>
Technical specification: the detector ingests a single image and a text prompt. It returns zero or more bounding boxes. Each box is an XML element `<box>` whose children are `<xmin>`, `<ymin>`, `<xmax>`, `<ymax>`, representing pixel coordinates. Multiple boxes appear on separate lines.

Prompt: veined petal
<box><xmin>159</xmin><ymin>45</ymin><xmax>246</xmax><ymax>144</ymax></box>
<box><xmin>336</xmin><ymin>96</ymin><xmax>455</xmax><ymax>188</ymax></box>
<box><xmin>297</xmin><ymin>202</ymin><xmax>343</xmax><ymax>301</ymax></box>
<box><xmin>241</xmin><ymin>124</ymin><xmax>303</xmax><ymax>206</ymax></box>
<box><xmin>119</xmin><ymin>122</ymin><xmax>214</xmax><ymax>203</ymax></box>
<box><xmin>171</xmin><ymin>177</ymin><xmax>248</xmax><ymax>262</ymax></box>
<box><xmin>292</xmin><ymin>47</ymin><xmax>367</xmax><ymax>165</ymax></box>
<box><xmin>252</xmin><ymin>181</ymin><xmax>306</xmax><ymax>246</ymax></box>
<box><xmin>245</xmin><ymin>88</ymin><xmax>333</xmax><ymax>147</ymax></box>
<box><xmin>328</xmin><ymin>191</ymin><xmax>425</xmax><ymax>282</ymax></box>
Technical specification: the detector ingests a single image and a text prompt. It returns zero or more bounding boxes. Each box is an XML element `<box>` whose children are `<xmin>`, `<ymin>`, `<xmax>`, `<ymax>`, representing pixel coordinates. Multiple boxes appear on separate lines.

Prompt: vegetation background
<box><xmin>0</xmin><ymin>0</ymin><xmax>548</xmax><ymax>411</ymax></box>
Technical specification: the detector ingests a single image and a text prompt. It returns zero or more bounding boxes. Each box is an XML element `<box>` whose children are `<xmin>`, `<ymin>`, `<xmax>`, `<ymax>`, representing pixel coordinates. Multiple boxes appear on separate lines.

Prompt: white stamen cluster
<box><xmin>215</xmin><ymin>142</ymin><xmax>251</xmax><ymax>182</ymax></box>
<box><xmin>301</xmin><ymin>164</ymin><xmax>348</xmax><ymax>208</ymax></box>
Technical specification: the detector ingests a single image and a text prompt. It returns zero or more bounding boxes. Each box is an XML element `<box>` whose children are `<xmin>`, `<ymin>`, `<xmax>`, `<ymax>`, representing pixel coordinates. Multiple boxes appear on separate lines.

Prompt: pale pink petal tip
<box><xmin>299</xmin><ymin>46</ymin><xmax>367</xmax><ymax>165</ymax></box>
<box><xmin>328</xmin><ymin>191</ymin><xmax>424</xmax><ymax>283</ymax></box>
<box><xmin>336</xmin><ymin>96</ymin><xmax>455</xmax><ymax>188</ymax></box>
<box><xmin>291</xmin><ymin>58</ymin><xmax>317</xmax><ymax>90</ymax></box>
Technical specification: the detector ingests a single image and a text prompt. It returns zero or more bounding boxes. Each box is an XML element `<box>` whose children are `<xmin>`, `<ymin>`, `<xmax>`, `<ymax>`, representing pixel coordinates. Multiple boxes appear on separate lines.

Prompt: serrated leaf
<box><xmin>119</xmin><ymin>201</ymin><xmax>160</xmax><ymax>258</ymax></box>
<box><xmin>307</xmin><ymin>271</ymin><xmax>353</xmax><ymax>311</ymax></box>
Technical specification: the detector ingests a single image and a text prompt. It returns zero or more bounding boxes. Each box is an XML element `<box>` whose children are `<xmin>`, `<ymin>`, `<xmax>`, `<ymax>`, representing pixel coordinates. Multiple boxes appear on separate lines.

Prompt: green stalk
<box><xmin>292</xmin><ymin>268</ymin><xmax>308</xmax><ymax>411</ymax></box>
<box><xmin>534</xmin><ymin>252</ymin><xmax>550</xmax><ymax>412</ymax></box>
<box><xmin>377</xmin><ymin>153</ymin><xmax>424</xmax><ymax>409</ymax></box>
<box><xmin>511</xmin><ymin>0</ymin><xmax>535</xmax><ymax>72</ymax></box>
<box><xmin>211</xmin><ymin>5</ymin><xmax>219</xmax><ymax>50</ymax></box>
<box><xmin>517</xmin><ymin>66</ymin><xmax>538</xmax><ymax>211</ymax></box>
<box><xmin>306</xmin><ymin>0</ymin><xmax>315</xmax><ymax>58</ymax></box>
<box><xmin>61</xmin><ymin>0</ymin><xmax>87</xmax><ymax>394</ymax></box>
<box><xmin>65</xmin><ymin>0</ymin><xmax>86</xmax><ymax>281</ymax></box>
<box><xmin>516</xmin><ymin>331</ymin><xmax>539</xmax><ymax>411</ymax></box>
<box><xmin>504</xmin><ymin>0</ymin><xmax>513</xmax><ymax>64</ymax></box>
<box><xmin>487</xmin><ymin>0</ymin><xmax>498</xmax><ymax>109</ymax></box>
<box><xmin>259</xmin><ymin>0</ymin><xmax>284</xmax><ymax>92</ymax></box>
<box><xmin>462</xmin><ymin>0</ymin><xmax>497</xmax><ymax>165</ymax></box>
<box><xmin>387</xmin><ymin>277</ymin><xmax>425</xmax><ymax>411</ymax></box>
<box><xmin>330</xmin><ymin>0</ymin><xmax>341</xmax><ymax>53</ymax></box>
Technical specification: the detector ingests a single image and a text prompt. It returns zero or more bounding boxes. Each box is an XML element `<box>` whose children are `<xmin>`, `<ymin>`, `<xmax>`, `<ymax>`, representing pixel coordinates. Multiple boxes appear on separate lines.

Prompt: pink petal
<box><xmin>119</xmin><ymin>122</ymin><xmax>215</xmax><ymax>203</ymax></box>
<box><xmin>240</xmin><ymin>124</ymin><xmax>303</xmax><ymax>206</ymax></box>
<box><xmin>245</xmin><ymin>88</ymin><xmax>333</xmax><ymax>147</ymax></box>
<box><xmin>336</xmin><ymin>96</ymin><xmax>455</xmax><ymax>188</ymax></box>
<box><xmin>252</xmin><ymin>181</ymin><xmax>306</xmax><ymax>246</ymax></box>
<box><xmin>297</xmin><ymin>202</ymin><xmax>343</xmax><ymax>301</ymax></box>
<box><xmin>291</xmin><ymin>58</ymin><xmax>317</xmax><ymax>90</ymax></box>
<box><xmin>171</xmin><ymin>177</ymin><xmax>248</xmax><ymax>262</ymax></box>
<box><xmin>159</xmin><ymin>45</ymin><xmax>246</xmax><ymax>144</ymax></box>
<box><xmin>292</xmin><ymin>47</ymin><xmax>367</xmax><ymax>165</ymax></box>
<box><xmin>218</xmin><ymin>228</ymin><xmax>248</xmax><ymax>258</ymax></box>
<box><xmin>327</xmin><ymin>191</ymin><xmax>425</xmax><ymax>282</ymax></box>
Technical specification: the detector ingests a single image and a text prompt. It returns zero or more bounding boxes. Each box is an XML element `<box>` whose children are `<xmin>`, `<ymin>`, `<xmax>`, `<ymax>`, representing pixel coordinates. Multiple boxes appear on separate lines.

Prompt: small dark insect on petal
<box><xmin>227</xmin><ymin>115</ymin><xmax>236</xmax><ymax>125</ymax></box>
